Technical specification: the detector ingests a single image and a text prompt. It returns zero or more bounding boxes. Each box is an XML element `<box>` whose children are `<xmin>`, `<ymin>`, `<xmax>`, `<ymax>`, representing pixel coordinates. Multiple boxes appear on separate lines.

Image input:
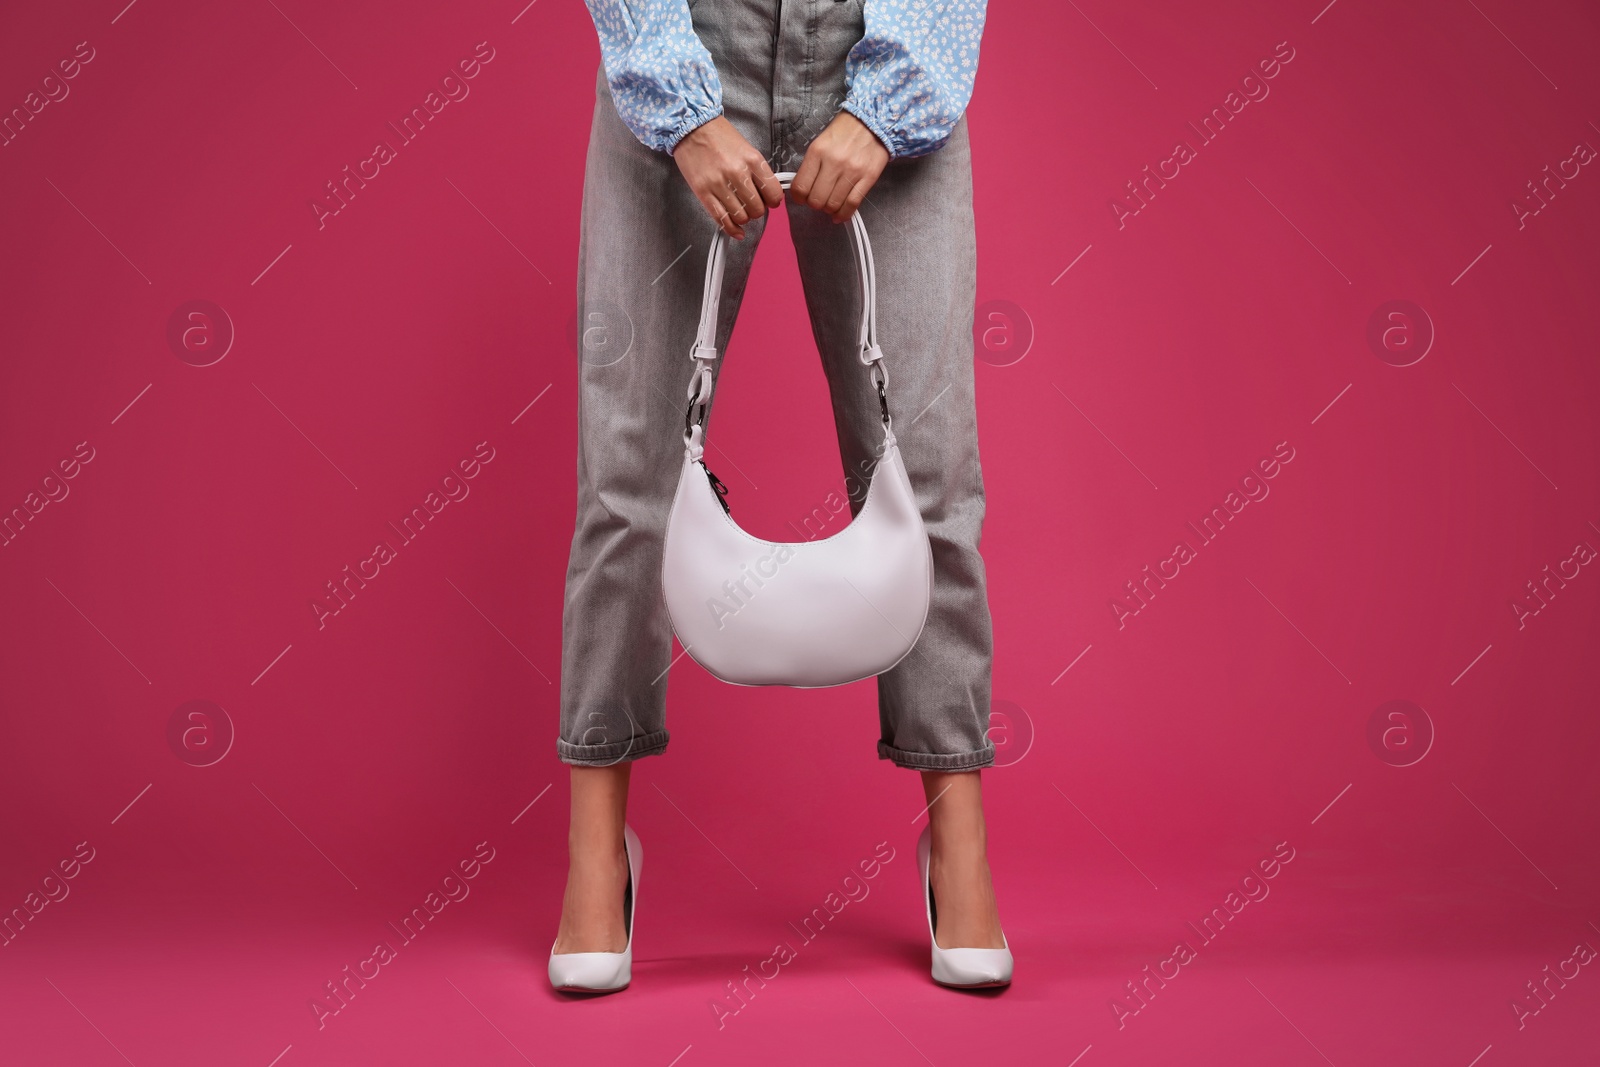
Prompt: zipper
<box><xmin>701</xmin><ymin>461</ymin><xmax>732</xmax><ymax>515</ymax></box>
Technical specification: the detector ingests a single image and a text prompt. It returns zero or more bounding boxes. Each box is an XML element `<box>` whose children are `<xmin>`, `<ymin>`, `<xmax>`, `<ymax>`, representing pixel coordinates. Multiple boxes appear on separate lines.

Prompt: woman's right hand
<box><xmin>672</xmin><ymin>116</ymin><xmax>783</xmax><ymax>240</ymax></box>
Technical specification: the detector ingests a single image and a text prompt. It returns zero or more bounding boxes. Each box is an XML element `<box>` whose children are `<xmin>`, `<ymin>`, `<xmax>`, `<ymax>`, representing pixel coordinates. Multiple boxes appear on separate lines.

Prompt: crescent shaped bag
<box><xmin>660</xmin><ymin>172</ymin><xmax>933</xmax><ymax>688</ymax></box>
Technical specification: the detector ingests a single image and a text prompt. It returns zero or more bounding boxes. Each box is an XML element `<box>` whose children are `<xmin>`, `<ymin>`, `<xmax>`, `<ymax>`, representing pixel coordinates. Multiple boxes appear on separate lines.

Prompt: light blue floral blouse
<box><xmin>582</xmin><ymin>0</ymin><xmax>986</xmax><ymax>160</ymax></box>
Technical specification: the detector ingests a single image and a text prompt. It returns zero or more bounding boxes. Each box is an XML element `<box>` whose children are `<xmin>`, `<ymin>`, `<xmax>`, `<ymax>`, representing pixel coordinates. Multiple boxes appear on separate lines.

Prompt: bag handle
<box><xmin>682</xmin><ymin>171</ymin><xmax>892</xmax><ymax>461</ymax></box>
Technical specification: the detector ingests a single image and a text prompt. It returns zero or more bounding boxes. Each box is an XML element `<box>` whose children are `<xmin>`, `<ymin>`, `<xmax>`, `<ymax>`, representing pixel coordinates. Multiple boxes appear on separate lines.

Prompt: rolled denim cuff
<box><xmin>876</xmin><ymin>739</ymin><xmax>994</xmax><ymax>771</ymax></box>
<box><xmin>558</xmin><ymin>729</ymin><xmax>670</xmax><ymax>766</ymax></box>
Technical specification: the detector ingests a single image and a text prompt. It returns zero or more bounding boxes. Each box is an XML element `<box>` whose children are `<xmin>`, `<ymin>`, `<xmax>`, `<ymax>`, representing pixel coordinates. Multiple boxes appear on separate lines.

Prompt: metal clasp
<box><xmin>869</xmin><ymin>360</ymin><xmax>890</xmax><ymax>429</ymax></box>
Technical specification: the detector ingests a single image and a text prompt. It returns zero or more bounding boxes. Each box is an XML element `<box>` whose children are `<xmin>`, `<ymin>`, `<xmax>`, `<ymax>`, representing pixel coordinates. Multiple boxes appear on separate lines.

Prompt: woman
<box><xmin>550</xmin><ymin>0</ymin><xmax>1010</xmax><ymax>992</ymax></box>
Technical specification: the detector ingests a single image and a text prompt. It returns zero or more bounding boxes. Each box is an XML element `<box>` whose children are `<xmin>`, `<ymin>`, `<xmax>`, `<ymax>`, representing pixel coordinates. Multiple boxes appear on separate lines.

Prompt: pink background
<box><xmin>3</xmin><ymin>0</ymin><xmax>1599</xmax><ymax>1063</ymax></box>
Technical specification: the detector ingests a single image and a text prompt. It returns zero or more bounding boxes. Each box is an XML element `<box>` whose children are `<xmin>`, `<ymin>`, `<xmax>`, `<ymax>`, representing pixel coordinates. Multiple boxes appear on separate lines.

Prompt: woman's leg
<box><xmin>921</xmin><ymin>770</ymin><xmax>1006</xmax><ymax>949</ymax></box>
<box><xmin>552</xmin><ymin>763</ymin><xmax>632</xmax><ymax>954</ymax></box>
<box><xmin>555</xmin><ymin>52</ymin><xmax>777</xmax><ymax>948</ymax></box>
<box><xmin>780</xmin><ymin>25</ymin><xmax>1000</xmax><ymax>940</ymax></box>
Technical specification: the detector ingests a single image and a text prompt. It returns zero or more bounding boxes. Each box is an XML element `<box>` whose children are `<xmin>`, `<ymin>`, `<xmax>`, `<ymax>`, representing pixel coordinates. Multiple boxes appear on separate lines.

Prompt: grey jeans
<box><xmin>558</xmin><ymin>0</ymin><xmax>995</xmax><ymax>771</ymax></box>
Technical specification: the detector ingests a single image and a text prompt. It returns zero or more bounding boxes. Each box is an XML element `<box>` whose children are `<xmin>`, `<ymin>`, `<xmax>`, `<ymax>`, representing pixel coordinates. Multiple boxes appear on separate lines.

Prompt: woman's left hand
<box><xmin>790</xmin><ymin>111</ymin><xmax>890</xmax><ymax>224</ymax></box>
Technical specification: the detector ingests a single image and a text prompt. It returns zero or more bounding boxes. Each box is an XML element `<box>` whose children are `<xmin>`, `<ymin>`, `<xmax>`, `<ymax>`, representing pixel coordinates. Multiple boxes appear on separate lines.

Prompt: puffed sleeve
<box><xmin>839</xmin><ymin>0</ymin><xmax>987</xmax><ymax>160</ymax></box>
<box><xmin>583</xmin><ymin>0</ymin><xmax>725</xmax><ymax>154</ymax></box>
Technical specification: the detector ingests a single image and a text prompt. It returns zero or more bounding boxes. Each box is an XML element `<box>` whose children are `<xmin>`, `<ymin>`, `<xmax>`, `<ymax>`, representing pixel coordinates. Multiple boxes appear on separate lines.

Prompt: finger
<box><xmin>806</xmin><ymin>162</ymin><xmax>842</xmax><ymax>214</ymax></box>
<box><xmin>821</xmin><ymin>167</ymin><xmax>857</xmax><ymax>217</ymax></box>
<box><xmin>789</xmin><ymin>151</ymin><xmax>821</xmax><ymax>204</ymax></box>
<box><xmin>728</xmin><ymin>170</ymin><xmax>766</xmax><ymax>222</ymax></box>
<box><xmin>698</xmin><ymin>190</ymin><xmax>743</xmax><ymax>238</ymax></box>
<box><xmin>705</xmin><ymin>194</ymin><xmax>741</xmax><ymax>237</ymax></box>
<box><xmin>706</xmin><ymin>183</ymin><xmax>747</xmax><ymax>237</ymax></box>
<box><xmin>717</xmin><ymin>180</ymin><xmax>751</xmax><ymax>226</ymax></box>
<box><xmin>834</xmin><ymin>175</ymin><xmax>871</xmax><ymax>223</ymax></box>
<box><xmin>745</xmin><ymin>160</ymin><xmax>784</xmax><ymax>207</ymax></box>
<box><xmin>748</xmin><ymin>157</ymin><xmax>784</xmax><ymax>208</ymax></box>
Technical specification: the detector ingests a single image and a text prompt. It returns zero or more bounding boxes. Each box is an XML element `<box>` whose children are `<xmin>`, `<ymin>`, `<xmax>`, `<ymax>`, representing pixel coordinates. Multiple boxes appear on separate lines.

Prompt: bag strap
<box><xmin>683</xmin><ymin>171</ymin><xmax>893</xmax><ymax>462</ymax></box>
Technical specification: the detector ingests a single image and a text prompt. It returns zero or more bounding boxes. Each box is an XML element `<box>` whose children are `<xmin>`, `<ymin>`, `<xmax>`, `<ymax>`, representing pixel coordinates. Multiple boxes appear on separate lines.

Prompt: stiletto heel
<box><xmin>918</xmin><ymin>824</ymin><xmax>1013</xmax><ymax>989</ymax></box>
<box><xmin>549</xmin><ymin>823</ymin><xmax>641</xmax><ymax>993</ymax></box>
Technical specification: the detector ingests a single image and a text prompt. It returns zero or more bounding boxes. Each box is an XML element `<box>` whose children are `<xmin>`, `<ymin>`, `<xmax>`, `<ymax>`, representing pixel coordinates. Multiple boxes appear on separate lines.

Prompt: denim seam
<box><xmin>557</xmin><ymin>729</ymin><xmax>671</xmax><ymax>765</ymax></box>
<box><xmin>877</xmin><ymin>739</ymin><xmax>994</xmax><ymax>771</ymax></box>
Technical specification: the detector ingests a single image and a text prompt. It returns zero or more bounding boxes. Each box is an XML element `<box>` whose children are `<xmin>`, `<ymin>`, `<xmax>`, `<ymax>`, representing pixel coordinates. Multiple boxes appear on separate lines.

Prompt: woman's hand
<box><xmin>673</xmin><ymin>116</ymin><xmax>784</xmax><ymax>240</ymax></box>
<box><xmin>790</xmin><ymin>111</ymin><xmax>890</xmax><ymax>224</ymax></box>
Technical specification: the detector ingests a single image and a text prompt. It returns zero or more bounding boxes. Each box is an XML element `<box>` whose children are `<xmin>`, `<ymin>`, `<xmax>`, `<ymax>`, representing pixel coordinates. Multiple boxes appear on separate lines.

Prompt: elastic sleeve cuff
<box><xmin>839</xmin><ymin>98</ymin><xmax>907</xmax><ymax>160</ymax></box>
<box><xmin>663</xmin><ymin>104</ymin><xmax>725</xmax><ymax>155</ymax></box>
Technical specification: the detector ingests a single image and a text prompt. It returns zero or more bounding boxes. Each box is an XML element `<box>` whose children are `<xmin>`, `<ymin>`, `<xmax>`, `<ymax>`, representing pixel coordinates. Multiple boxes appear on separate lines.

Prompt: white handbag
<box><xmin>661</xmin><ymin>172</ymin><xmax>933</xmax><ymax>688</ymax></box>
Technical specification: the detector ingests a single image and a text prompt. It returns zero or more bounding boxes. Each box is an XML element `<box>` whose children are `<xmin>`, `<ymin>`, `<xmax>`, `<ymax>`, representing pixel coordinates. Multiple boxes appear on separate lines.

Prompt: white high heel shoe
<box><xmin>549</xmin><ymin>823</ymin><xmax>641</xmax><ymax>993</ymax></box>
<box><xmin>918</xmin><ymin>824</ymin><xmax>1013</xmax><ymax>989</ymax></box>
